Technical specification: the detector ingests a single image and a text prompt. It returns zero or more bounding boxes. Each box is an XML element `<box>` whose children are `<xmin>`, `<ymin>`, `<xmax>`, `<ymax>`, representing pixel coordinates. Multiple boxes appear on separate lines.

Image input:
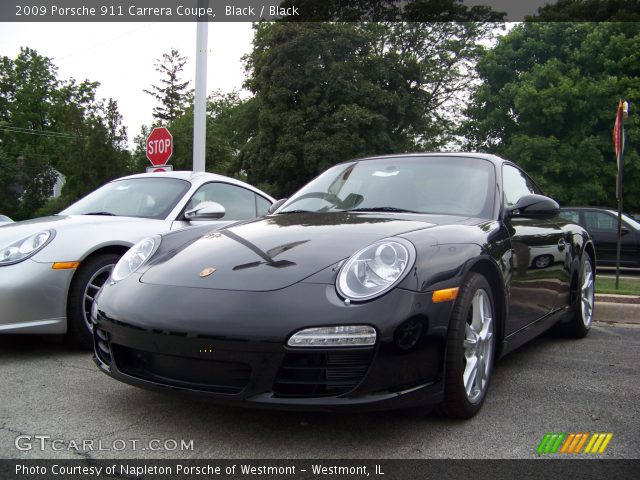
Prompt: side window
<box><xmin>186</xmin><ymin>183</ymin><xmax>257</xmax><ymax>220</ymax></box>
<box><xmin>584</xmin><ymin>211</ymin><xmax>615</xmax><ymax>232</ymax></box>
<box><xmin>559</xmin><ymin>210</ymin><xmax>580</xmax><ymax>224</ymax></box>
<box><xmin>502</xmin><ymin>164</ymin><xmax>541</xmax><ymax>206</ymax></box>
<box><xmin>256</xmin><ymin>195</ymin><xmax>271</xmax><ymax>216</ymax></box>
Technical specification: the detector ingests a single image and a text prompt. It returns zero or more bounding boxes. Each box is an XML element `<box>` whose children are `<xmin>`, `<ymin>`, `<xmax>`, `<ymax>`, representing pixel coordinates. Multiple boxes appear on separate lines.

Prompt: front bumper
<box><xmin>93</xmin><ymin>280</ymin><xmax>455</xmax><ymax>411</ymax></box>
<box><xmin>0</xmin><ymin>259</ymin><xmax>73</xmax><ymax>333</ymax></box>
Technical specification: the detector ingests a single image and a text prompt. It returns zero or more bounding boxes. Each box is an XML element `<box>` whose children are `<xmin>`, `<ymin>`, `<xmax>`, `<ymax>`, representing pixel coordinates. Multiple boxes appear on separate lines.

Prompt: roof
<box><xmin>120</xmin><ymin>170</ymin><xmax>226</xmax><ymax>182</ymax></box>
<box><xmin>110</xmin><ymin>171</ymin><xmax>275</xmax><ymax>201</ymax></box>
<box><xmin>338</xmin><ymin>152</ymin><xmax>505</xmax><ymax>165</ymax></box>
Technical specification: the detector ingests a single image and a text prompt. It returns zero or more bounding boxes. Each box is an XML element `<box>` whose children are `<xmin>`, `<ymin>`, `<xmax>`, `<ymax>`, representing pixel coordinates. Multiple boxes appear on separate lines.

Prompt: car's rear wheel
<box><xmin>441</xmin><ymin>273</ymin><xmax>495</xmax><ymax>419</ymax></box>
<box><xmin>67</xmin><ymin>253</ymin><xmax>120</xmax><ymax>349</ymax></box>
<box><xmin>562</xmin><ymin>254</ymin><xmax>594</xmax><ymax>338</ymax></box>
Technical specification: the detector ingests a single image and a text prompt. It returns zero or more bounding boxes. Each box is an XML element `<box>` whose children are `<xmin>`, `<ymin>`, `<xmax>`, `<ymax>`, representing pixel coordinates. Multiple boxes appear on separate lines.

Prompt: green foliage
<box><xmin>0</xmin><ymin>47</ymin><xmax>132</xmax><ymax>219</ymax></box>
<box><xmin>240</xmin><ymin>22</ymin><xmax>497</xmax><ymax>197</ymax></box>
<box><xmin>144</xmin><ymin>49</ymin><xmax>191</xmax><ymax>123</ymax></box>
<box><xmin>463</xmin><ymin>23</ymin><xmax>640</xmax><ymax>210</ymax></box>
<box><xmin>33</xmin><ymin>195</ymin><xmax>73</xmax><ymax>218</ymax></box>
<box><xmin>528</xmin><ymin>0</ymin><xmax>640</xmax><ymax>21</ymax></box>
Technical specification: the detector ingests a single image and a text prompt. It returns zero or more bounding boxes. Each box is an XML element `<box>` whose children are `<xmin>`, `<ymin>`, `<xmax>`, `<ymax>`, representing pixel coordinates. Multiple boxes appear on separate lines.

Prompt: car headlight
<box><xmin>0</xmin><ymin>230</ymin><xmax>55</xmax><ymax>266</ymax></box>
<box><xmin>337</xmin><ymin>239</ymin><xmax>415</xmax><ymax>301</ymax></box>
<box><xmin>111</xmin><ymin>236</ymin><xmax>160</xmax><ymax>282</ymax></box>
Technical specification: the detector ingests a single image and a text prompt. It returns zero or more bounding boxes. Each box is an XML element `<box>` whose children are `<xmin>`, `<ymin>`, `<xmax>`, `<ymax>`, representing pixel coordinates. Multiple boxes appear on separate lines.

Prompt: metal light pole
<box><xmin>193</xmin><ymin>0</ymin><xmax>209</xmax><ymax>172</ymax></box>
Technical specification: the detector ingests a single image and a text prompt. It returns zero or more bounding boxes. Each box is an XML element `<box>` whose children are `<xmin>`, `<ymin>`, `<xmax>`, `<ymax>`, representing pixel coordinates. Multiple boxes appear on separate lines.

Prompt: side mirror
<box><xmin>268</xmin><ymin>198</ymin><xmax>288</xmax><ymax>214</ymax></box>
<box><xmin>621</xmin><ymin>227</ymin><xmax>630</xmax><ymax>236</ymax></box>
<box><xmin>506</xmin><ymin>194</ymin><xmax>560</xmax><ymax>219</ymax></box>
<box><xmin>185</xmin><ymin>201</ymin><xmax>226</xmax><ymax>220</ymax></box>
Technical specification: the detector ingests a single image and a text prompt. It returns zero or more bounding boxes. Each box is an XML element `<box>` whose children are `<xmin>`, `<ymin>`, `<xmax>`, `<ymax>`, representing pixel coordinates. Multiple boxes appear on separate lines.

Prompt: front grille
<box><xmin>273</xmin><ymin>351</ymin><xmax>373</xmax><ymax>398</ymax></box>
<box><xmin>94</xmin><ymin>328</ymin><xmax>112</xmax><ymax>366</ymax></box>
<box><xmin>112</xmin><ymin>345</ymin><xmax>251</xmax><ymax>395</ymax></box>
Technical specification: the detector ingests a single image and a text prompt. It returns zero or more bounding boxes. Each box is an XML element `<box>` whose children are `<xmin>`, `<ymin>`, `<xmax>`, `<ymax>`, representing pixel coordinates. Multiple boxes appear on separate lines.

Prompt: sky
<box><xmin>0</xmin><ymin>2</ymin><xmax>546</xmax><ymax>151</ymax></box>
<box><xmin>0</xmin><ymin>22</ymin><xmax>254</xmax><ymax>147</ymax></box>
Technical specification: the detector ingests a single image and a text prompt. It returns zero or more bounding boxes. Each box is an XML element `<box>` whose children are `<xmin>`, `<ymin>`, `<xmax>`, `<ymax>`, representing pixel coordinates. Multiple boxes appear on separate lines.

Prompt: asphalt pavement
<box><xmin>0</xmin><ymin>325</ymin><xmax>638</xmax><ymax>460</ymax></box>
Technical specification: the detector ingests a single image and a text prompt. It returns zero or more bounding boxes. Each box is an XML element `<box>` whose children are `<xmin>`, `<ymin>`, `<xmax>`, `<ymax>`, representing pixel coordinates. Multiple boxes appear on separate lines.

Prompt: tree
<box><xmin>0</xmin><ymin>48</ymin><xmax>132</xmax><ymax>219</ymax></box>
<box><xmin>527</xmin><ymin>0</ymin><xmax>640</xmax><ymax>21</ymax></box>
<box><xmin>144</xmin><ymin>49</ymin><xmax>191</xmax><ymax>123</ymax></box>
<box><xmin>239</xmin><ymin>21</ymin><xmax>498</xmax><ymax>197</ymax></box>
<box><xmin>463</xmin><ymin>23</ymin><xmax>640</xmax><ymax>210</ymax></box>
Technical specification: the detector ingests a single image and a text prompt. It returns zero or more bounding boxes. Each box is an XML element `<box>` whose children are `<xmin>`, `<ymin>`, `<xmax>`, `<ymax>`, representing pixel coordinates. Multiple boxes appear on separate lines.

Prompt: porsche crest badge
<box><xmin>199</xmin><ymin>267</ymin><xmax>217</xmax><ymax>278</ymax></box>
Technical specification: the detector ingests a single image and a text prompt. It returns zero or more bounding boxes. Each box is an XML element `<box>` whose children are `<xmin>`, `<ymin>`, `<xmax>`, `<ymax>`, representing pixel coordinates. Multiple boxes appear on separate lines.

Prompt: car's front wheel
<box><xmin>441</xmin><ymin>273</ymin><xmax>496</xmax><ymax>419</ymax></box>
<box><xmin>67</xmin><ymin>253</ymin><xmax>121</xmax><ymax>349</ymax></box>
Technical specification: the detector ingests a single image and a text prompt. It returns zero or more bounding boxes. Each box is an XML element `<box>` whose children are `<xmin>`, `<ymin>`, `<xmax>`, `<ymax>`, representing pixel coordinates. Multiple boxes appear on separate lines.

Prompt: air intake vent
<box><xmin>112</xmin><ymin>345</ymin><xmax>251</xmax><ymax>395</ymax></box>
<box><xmin>94</xmin><ymin>327</ymin><xmax>112</xmax><ymax>366</ymax></box>
<box><xmin>273</xmin><ymin>351</ymin><xmax>373</xmax><ymax>398</ymax></box>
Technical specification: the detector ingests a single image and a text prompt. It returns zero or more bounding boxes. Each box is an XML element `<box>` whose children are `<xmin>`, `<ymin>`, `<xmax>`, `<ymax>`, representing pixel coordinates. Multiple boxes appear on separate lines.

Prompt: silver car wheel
<box><xmin>82</xmin><ymin>264</ymin><xmax>114</xmax><ymax>332</ymax></box>
<box><xmin>580</xmin><ymin>260</ymin><xmax>594</xmax><ymax>328</ymax></box>
<box><xmin>463</xmin><ymin>288</ymin><xmax>494</xmax><ymax>404</ymax></box>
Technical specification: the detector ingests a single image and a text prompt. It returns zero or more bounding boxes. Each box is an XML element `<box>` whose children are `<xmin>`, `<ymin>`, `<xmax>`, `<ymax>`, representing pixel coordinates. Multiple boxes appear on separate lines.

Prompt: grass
<box><xmin>595</xmin><ymin>276</ymin><xmax>640</xmax><ymax>296</ymax></box>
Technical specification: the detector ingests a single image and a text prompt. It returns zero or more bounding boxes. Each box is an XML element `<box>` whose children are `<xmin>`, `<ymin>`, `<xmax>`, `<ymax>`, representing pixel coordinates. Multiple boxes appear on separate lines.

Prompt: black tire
<box><xmin>441</xmin><ymin>273</ymin><xmax>496</xmax><ymax>419</ymax></box>
<box><xmin>67</xmin><ymin>253</ymin><xmax>121</xmax><ymax>349</ymax></box>
<box><xmin>561</xmin><ymin>254</ymin><xmax>595</xmax><ymax>339</ymax></box>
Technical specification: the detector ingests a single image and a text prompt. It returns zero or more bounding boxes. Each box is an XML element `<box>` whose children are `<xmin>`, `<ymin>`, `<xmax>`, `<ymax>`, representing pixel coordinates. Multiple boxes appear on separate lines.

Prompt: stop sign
<box><xmin>146</xmin><ymin>127</ymin><xmax>173</xmax><ymax>166</ymax></box>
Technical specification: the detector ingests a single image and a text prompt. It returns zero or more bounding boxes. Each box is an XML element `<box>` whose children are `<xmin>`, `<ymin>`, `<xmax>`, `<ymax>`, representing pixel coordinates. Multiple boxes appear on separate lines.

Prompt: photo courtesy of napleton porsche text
<box><xmin>0</xmin><ymin>1</ymin><xmax>638</xmax><ymax>480</ymax></box>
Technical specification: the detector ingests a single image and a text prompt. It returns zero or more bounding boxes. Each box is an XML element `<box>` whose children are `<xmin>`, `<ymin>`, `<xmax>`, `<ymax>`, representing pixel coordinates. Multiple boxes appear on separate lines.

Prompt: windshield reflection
<box><xmin>278</xmin><ymin>156</ymin><xmax>496</xmax><ymax>219</ymax></box>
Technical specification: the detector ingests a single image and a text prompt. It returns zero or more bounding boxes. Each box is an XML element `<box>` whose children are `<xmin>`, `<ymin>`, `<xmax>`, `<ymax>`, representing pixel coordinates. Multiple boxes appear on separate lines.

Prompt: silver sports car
<box><xmin>0</xmin><ymin>215</ymin><xmax>13</xmax><ymax>226</ymax></box>
<box><xmin>0</xmin><ymin>171</ymin><xmax>274</xmax><ymax>347</ymax></box>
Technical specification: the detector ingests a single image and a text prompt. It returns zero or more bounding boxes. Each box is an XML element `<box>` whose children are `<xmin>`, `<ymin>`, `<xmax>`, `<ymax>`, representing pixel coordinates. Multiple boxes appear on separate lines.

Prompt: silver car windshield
<box><xmin>279</xmin><ymin>156</ymin><xmax>496</xmax><ymax>219</ymax></box>
<box><xmin>61</xmin><ymin>178</ymin><xmax>190</xmax><ymax>220</ymax></box>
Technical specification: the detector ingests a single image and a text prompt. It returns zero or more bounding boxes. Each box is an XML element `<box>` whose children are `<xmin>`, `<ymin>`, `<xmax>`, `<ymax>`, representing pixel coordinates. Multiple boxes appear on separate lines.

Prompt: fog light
<box><xmin>287</xmin><ymin>326</ymin><xmax>376</xmax><ymax>347</ymax></box>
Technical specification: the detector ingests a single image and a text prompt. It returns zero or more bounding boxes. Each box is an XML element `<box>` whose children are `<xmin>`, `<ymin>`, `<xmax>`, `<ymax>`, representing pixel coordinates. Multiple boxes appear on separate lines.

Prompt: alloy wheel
<box><xmin>82</xmin><ymin>264</ymin><xmax>114</xmax><ymax>332</ymax></box>
<box><xmin>580</xmin><ymin>260</ymin><xmax>595</xmax><ymax>328</ymax></box>
<box><xmin>463</xmin><ymin>288</ymin><xmax>494</xmax><ymax>404</ymax></box>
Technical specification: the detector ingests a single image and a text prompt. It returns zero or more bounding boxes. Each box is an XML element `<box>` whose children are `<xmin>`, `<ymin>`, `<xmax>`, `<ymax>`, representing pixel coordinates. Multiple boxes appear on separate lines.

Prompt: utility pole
<box><xmin>193</xmin><ymin>0</ymin><xmax>209</xmax><ymax>172</ymax></box>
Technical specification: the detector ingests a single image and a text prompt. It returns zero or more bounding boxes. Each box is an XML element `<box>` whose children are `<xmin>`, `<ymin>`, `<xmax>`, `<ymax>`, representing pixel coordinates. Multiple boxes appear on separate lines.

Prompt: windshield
<box><xmin>61</xmin><ymin>177</ymin><xmax>190</xmax><ymax>220</ymax></box>
<box><xmin>278</xmin><ymin>156</ymin><xmax>496</xmax><ymax>218</ymax></box>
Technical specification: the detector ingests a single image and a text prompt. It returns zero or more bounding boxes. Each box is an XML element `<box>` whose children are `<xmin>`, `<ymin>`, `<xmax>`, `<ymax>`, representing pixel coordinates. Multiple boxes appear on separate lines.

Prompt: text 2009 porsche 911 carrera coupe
<box><xmin>92</xmin><ymin>153</ymin><xmax>595</xmax><ymax>418</ymax></box>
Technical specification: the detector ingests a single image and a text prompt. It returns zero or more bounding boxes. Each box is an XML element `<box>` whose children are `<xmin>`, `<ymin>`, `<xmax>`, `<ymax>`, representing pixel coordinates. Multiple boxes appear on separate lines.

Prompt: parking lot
<box><xmin>1</xmin><ymin>324</ymin><xmax>638</xmax><ymax>460</ymax></box>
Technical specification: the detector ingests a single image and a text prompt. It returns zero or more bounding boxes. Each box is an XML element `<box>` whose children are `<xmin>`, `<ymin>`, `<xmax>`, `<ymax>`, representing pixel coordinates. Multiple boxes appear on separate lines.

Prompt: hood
<box><xmin>140</xmin><ymin>212</ymin><xmax>468</xmax><ymax>291</ymax></box>
<box><xmin>0</xmin><ymin>214</ymin><xmax>161</xmax><ymax>251</ymax></box>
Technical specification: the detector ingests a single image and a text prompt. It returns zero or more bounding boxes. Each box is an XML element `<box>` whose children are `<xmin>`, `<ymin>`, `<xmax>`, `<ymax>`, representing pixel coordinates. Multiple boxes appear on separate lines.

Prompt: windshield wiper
<box><xmin>83</xmin><ymin>211</ymin><xmax>116</xmax><ymax>216</ymax></box>
<box><xmin>342</xmin><ymin>207</ymin><xmax>421</xmax><ymax>214</ymax></box>
<box><xmin>277</xmin><ymin>210</ymin><xmax>316</xmax><ymax>214</ymax></box>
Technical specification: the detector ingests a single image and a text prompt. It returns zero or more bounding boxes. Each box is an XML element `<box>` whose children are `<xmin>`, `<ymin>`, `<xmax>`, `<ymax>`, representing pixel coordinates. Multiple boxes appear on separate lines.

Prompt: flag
<box><xmin>613</xmin><ymin>100</ymin><xmax>623</xmax><ymax>161</ymax></box>
<box><xmin>614</xmin><ymin>100</ymin><xmax>628</xmax><ymax>200</ymax></box>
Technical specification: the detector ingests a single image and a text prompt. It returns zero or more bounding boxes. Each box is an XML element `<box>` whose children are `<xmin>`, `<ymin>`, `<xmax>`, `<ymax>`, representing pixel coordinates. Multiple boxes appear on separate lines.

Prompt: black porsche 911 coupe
<box><xmin>93</xmin><ymin>153</ymin><xmax>595</xmax><ymax>418</ymax></box>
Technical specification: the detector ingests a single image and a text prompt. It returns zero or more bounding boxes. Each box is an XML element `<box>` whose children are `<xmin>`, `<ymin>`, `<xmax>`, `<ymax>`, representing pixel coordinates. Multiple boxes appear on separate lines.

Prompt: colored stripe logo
<box><xmin>537</xmin><ymin>433</ymin><xmax>613</xmax><ymax>455</ymax></box>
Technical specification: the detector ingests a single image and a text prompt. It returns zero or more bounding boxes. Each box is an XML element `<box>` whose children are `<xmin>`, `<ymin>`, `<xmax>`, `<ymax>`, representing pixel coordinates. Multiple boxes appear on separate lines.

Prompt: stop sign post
<box><xmin>146</xmin><ymin>127</ymin><xmax>173</xmax><ymax>167</ymax></box>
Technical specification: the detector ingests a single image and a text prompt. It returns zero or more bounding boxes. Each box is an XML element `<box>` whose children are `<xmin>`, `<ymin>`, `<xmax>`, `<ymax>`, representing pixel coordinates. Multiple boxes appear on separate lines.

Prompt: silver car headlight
<box><xmin>337</xmin><ymin>239</ymin><xmax>415</xmax><ymax>301</ymax></box>
<box><xmin>111</xmin><ymin>235</ymin><xmax>160</xmax><ymax>282</ymax></box>
<box><xmin>0</xmin><ymin>229</ymin><xmax>55</xmax><ymax>266</ymax></box>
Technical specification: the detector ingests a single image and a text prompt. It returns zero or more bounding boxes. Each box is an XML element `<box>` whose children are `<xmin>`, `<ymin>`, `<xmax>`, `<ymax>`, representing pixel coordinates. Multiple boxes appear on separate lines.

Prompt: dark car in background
<box><xmin>93</xmin><ymin>153</ymin><xmax>595</xmax><ymax>419</ymax></box>
<box><xmin>560</xmin><ymin>207</ymin><xmax>640</xmax><ymax>267</ymax></box>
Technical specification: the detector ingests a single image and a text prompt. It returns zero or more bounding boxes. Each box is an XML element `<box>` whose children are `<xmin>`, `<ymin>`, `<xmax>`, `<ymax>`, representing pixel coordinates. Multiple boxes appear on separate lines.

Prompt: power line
<box><xmin>0</xmin><ymin>125</ymin><xmax>85</xmax><ymax>139</ymax></box>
